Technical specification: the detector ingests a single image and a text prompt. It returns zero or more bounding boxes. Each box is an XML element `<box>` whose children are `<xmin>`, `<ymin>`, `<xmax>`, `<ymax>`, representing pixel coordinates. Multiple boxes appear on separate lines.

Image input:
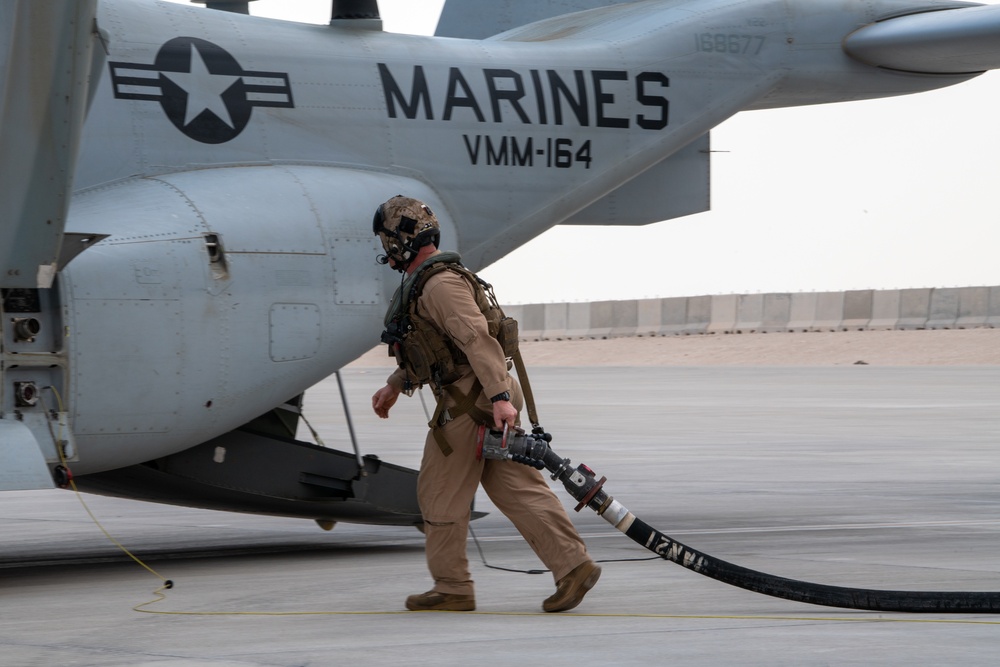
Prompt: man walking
<box><xmin>371</xmin><ymin>195</ymin><xmax>600</xmax><ymax>612</ymax></box>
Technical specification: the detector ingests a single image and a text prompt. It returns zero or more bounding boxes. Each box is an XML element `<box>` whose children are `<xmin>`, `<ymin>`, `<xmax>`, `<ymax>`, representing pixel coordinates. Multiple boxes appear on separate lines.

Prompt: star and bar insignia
<box><xmin>108</xmin><ymin>37</ymin><xmax>294</xmax><ymax>144</ymax></box>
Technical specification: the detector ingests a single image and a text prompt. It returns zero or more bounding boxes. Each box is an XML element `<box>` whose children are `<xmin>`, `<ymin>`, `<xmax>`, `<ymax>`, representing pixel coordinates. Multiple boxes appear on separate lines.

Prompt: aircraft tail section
<box><xmin>435</xmin><ymin>0</ymin><xmax>635</xmax><ymax>40</ymax></box>
<box><xmin>0</xmin><ymin>0</ymin><xmax>100</xmax><ymax>289</ymax></box>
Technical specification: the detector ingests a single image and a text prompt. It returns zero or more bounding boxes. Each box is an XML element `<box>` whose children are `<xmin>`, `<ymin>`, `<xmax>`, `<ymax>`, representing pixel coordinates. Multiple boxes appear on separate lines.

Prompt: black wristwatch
<box><xmin>490</xmin><ymin>391</ymin><xmax>511</xmax><ymax>403</ymax></box>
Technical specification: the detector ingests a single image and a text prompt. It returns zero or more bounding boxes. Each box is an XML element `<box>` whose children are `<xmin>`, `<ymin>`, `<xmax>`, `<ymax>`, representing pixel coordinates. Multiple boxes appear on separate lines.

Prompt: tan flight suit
<box><xmin>387</xmin><ymin>266</ymin><xmax>591</xmax><ymax>596</ymax></box>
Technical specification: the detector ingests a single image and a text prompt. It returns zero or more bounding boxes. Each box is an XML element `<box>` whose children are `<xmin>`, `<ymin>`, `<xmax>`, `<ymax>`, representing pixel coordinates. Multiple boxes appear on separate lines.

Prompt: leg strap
<box><xmin>428</xmin><ymin>380</ymin><xmax>490</xmax><ymax>456</ymax></box>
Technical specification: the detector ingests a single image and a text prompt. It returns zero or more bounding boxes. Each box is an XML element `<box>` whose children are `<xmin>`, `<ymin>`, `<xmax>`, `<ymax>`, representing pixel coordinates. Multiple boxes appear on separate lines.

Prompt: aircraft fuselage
<box><xmin>3</xmin><ymin>0</ymin><xmax>985</xmax><ymax>478</ymax></box>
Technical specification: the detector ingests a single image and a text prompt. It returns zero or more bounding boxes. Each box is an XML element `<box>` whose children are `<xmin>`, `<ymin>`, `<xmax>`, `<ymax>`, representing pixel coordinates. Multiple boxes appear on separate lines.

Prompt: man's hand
<box><xmin>492</xmin><ymin>399</ymin><xmax>517</xmax><ymax>430</ymax></box>
<box><xmin>372</xmin><ymin>384</ymin><xmax>401</xmax><ymax>419</ymax></box>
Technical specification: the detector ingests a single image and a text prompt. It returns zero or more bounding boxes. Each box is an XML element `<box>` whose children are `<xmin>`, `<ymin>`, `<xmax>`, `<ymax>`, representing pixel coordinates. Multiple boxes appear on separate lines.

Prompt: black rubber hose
<box><xmin>622</xmin><ymin>515</ymin><xmax>1000</xmax><ymax>613</ymax></box>
<box><xmin>481</xmin><ymin>426</ymin><xmax>1000</xmax><ymax>613</ymax></box>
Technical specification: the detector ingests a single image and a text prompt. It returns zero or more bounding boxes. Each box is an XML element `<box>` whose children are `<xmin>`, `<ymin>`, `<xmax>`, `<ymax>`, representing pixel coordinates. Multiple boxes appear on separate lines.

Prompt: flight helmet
<box><xmin>372</xmin><ymin>195</ymin><xmax>441</xmax><ymax>272</ymax></box>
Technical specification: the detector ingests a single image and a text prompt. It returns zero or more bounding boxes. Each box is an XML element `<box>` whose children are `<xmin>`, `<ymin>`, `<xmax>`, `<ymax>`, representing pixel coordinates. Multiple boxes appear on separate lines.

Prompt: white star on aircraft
<box><xmin>163</xmin><ymin>42</ymin><xmax>240</xmax><ymax>128</ymax></box>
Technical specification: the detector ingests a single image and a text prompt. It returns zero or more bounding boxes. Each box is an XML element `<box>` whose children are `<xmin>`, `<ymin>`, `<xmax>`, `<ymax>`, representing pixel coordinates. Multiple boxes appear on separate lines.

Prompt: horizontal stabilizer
<box><xmin>845</xmin><ymin>5</ymin><xmax>1000</xmax><ymax>74</ymax></box>
<box><xmin>0</xmin><ymin>1</ymin><xmax>100</xmax><ymax>288</ymax></box>
<box><xmin>562</xmin><ymin>134</ymin><xmax>710</xmax><ymax>226</ymax></box>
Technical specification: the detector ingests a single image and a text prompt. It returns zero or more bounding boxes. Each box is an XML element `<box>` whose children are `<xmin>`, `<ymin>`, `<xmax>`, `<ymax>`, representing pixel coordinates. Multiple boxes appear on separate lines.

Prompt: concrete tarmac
<box><xmin>2</xmin><ymin>365</ymin><xmax>999</xmax><ymax>666</ymax></box>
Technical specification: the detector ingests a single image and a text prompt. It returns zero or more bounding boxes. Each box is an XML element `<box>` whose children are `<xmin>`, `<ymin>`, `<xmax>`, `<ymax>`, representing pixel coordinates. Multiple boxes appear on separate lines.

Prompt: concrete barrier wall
<box><xmin>507</xmin><ymin>286</ymin><xmax>999</xmax><ymax>340</ymax></box>
<box><xmin>708</xmin><ymin>294</ymin><xmax>737</xmax><ymax>334</ymax></box>
<box><xmin>842</xmin><ymin>290</ymin><xmax>873</xmax><ymax>330</ymax></box>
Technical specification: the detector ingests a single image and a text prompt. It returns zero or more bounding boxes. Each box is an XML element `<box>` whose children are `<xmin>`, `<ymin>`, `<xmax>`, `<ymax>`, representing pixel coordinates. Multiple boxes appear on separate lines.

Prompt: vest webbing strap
<box><xmin>428</xmin><ymin>379</ymin><xmax>491</xmax><ymax>456</ymax></box>
<box><xmin>512</xmin><ymin>349</ymin><xmax>539</xmax><ymax>430</ymax></box>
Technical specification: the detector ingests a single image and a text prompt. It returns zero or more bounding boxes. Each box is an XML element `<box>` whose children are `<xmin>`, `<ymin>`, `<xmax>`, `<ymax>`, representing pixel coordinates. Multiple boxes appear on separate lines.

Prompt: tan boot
<box><xmin>405</xmin><ymin>590</ymin><xmax>476</xmax><ymax>611</ymax></box>
<box><xmin>543</xmin><ymin>561</ymin><xmax>601</xmax><ymax>613</ymax></box>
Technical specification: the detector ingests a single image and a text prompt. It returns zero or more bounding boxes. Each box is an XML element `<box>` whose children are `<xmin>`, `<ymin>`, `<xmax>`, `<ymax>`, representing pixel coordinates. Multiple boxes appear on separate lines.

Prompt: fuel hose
<box><xmin>476</xmin><ymin>425</ymin><xmax>1000</xmax><ymax>613</ymax></box>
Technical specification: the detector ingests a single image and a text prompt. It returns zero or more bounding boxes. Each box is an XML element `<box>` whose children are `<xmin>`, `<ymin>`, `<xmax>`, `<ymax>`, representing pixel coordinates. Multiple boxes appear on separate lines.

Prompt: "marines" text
<box><xmin>379</xmin><ymin>64</ymin><xmax>669</xmax><ymax>130</ymax></box>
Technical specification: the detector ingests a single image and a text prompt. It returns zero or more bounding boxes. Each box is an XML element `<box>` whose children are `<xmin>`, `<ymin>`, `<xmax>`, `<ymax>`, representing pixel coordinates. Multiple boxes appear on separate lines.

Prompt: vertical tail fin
<box><xmin>0</xmin><ymin>0</ymin><xmax>101</xmax><ymax>288</ymax></box>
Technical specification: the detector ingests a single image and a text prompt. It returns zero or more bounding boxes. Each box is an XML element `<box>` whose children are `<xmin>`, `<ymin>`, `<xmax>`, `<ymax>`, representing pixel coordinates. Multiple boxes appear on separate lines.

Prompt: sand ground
<box><xmin>349</xmin><ymin>328</ymin><xmax>1000</xmax><ymax>368</ymax></box>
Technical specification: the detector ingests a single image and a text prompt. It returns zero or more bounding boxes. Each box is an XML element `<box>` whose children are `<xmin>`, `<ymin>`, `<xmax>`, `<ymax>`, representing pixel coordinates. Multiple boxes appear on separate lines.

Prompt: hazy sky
<box><xmin>164</xmin><ymin>0</ymin><xmax>1000</xmax><ymax>304</ymax></box>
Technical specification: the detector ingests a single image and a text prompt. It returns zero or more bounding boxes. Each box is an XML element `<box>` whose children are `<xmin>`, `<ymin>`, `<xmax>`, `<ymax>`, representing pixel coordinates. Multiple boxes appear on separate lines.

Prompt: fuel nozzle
<box><xmin>475</xmin><ymin>424</ymin><xmax>610</xmax><ymax>514</ymax></box>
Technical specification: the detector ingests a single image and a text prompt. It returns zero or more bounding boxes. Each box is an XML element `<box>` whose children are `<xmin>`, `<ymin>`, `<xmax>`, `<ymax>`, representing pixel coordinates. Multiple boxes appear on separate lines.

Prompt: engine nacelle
<box><xmin>1</xmin><ymin>166</ymin><xmax>452</xmax><ymax>478</ymax></box>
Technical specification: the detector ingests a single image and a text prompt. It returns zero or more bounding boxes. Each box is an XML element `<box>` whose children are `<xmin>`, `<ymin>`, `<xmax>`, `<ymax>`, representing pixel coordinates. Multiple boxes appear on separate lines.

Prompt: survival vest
<box><xmin>382</xmin><ymin>252</ymin><xmax>518</xmax><ymax>392</ymax></box>
<box><xmin>381</xmin><ymin>253</ymin><xmax>539</xmax><ymax>455</ymax></box>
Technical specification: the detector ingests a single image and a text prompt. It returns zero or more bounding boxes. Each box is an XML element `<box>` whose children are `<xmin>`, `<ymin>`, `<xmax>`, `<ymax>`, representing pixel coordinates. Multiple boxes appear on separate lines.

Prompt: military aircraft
<box><xmin>2</xmin><ymin>0</ymin><xmax>999</xmax><ymax>528</ymax></box>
